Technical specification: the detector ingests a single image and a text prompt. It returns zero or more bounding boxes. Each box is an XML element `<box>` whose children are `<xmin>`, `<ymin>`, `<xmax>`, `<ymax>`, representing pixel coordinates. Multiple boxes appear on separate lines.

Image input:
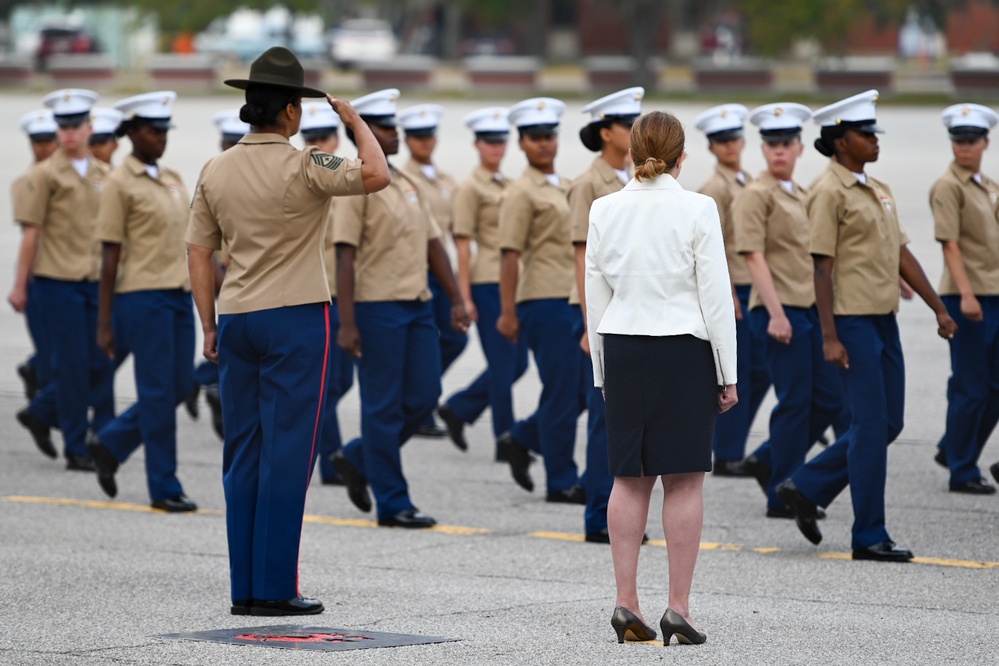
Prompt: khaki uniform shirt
<box><xmin>185</xmin><ymin>133</ymin><xmax>365</xmax><ymax>315</ymax></box>
<box><xmin>324</xmin><ymin>200</ymin><xmax>338</xmax><ymax>298</ymax></box>
<box><xmin>734</xmin><ymin>172</ymin><xmax>815</xmax><ymax>310</ymax></box>
<box><xmin>930</xmin><ymin>162</ymin><xmax>999</xmax><ymax>296</ymax></box>
<box><xmin>699</xmin><ymin>164</ymin><xmax>752</xmax><ymax>285</ymax></box>
<box><xmin>567</xmin><ymin>157</ymin><xmax>626</xmax><ymax>305</ymax></box>
<box><xmin>16</xmin><ymin>148</ymin><xmax>108</xmax><ymax>281</ymax></box>
<box><xmin>451</xmin><ymin>166</ymin><xmax>505</xmax><ymax>285</ymax></box>
<box><xmin>498</xmin><ymin>166</ymin><xmax>573</xmax><ymax>303</ymax></box>
<box><xmin>332</xmin><ymin>165</ymin><xmax>440</xmax><ymax>303</ymax></box>
<box><xmin>96</xmin><ymin>155</ymin><xmax>190</xmax><ymax>293</ymax></box>
<box><xmin>402</xmin><ymin>159</ymin><xmax>457</xmax><ymax>233</ymax></box>
<box><xmin>808</xmin><ymin>161</ymin><xmax>910</xmax><ymax>316</ymax></box>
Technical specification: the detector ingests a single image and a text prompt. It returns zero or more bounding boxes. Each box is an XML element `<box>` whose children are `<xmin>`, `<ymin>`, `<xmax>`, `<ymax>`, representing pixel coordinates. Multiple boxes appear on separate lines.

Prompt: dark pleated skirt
<box><xmin>603</xmin><ymin>334</ymin><xmax>716</xmax><ymax>477</ymax></box>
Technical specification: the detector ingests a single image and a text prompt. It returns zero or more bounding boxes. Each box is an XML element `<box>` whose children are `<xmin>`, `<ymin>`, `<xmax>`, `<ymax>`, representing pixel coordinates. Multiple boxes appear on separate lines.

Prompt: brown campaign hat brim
<box><xmin>224</xmin><ymin>77</ymin><xmax>326</xmax><ymax>98</ymax></box>
<box><xmin>223</xmin><ymin>46</ymin><xmax>326</xmax><ymax>98</ymax></box>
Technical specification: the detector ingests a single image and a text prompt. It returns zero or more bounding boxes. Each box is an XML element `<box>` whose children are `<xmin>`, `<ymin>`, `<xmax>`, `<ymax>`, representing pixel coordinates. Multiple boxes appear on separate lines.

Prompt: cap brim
<box><xmin>29</xmin><ymin>133</ymin><xmax>57</xmax><ymax>142</ymax></box>
<box><xmin>760</xmin><ymin>128</ymin><xmax>802</xmax><ymax>141</ymax></box>
<box><xmin>224</xmin><ymin>78</ymin><xmax>327</xmax><ymax>98</ymax></box>
<box><xmin>519</xmin><ymin>124</ymin><xmax>559</xmax><ymax>136</ymax></box>
<box><xmin>301</xmin><ymin>127</ymin><xmax>338</xmax><ymax>139</ymax></box>
<box><xmin>707</xmin><ymin>129</ymin><xmax>744</xmax><ymax>142</ymax></box>
<box><xmin>948</xmin><ymin>126</ymin><xmax>989</xmax><ymax>139</ymax></box>
<box><xmin>361</xmin><ymin>115</ymin><xmax>396</xmax><ymax>128</ymax></box>
<box><xmin>475</xmin><ymin>132</ymin><xmax>509</xmax><ymax>143</ymax></box>
<box><xmin>55</xmin><ymin>112</ymin><xmax>90</xmax><ymax>127</ymax></box>
<box><xmin>404</xmin><ymin>127</ymin><xmax>437</xmax><ymax>138</ymax></box>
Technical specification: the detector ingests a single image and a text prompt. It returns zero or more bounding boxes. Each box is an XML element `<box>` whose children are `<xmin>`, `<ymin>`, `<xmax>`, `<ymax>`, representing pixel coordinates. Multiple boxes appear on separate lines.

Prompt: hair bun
<box><xmin>813</xmin><ymin>137</ymin><xmax>834</xmax><ymax>157</ymax></box>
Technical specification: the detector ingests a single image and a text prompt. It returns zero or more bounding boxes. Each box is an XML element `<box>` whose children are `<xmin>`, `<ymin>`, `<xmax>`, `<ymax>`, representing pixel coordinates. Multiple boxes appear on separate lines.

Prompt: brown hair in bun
<box><xmin>631</xmin><ymin>111</ymin><xmax>684</xmax><ymax>182</ymax></box>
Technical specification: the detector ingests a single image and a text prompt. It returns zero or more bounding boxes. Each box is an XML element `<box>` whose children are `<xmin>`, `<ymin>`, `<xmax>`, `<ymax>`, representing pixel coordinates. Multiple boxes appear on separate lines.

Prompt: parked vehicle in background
<box><xmin>195</xmin><ymin>7</ymin><xmax>325</xmax><ymax>62</ymax></box>
<box><xmin>329</xmin><ymin>18</ymin><xmax>397</xmax><ymax>68</ymax></box>
<box><xmin>37</xmin><ymin>26</ymin><xmax>100</xmax><ymax>69</ymax></box>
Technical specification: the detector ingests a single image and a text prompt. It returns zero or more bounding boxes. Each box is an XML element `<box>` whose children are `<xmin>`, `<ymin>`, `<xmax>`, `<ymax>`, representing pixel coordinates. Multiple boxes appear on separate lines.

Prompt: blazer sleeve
<box><xmin>693</xmin><ymin>200</ymin><xmax>738</xmax><ymax>386</ymax></box>
<box><xmin>585</xmin><ymin>205</ymin><xmax>613</xmax><ymax>388</ymax></box>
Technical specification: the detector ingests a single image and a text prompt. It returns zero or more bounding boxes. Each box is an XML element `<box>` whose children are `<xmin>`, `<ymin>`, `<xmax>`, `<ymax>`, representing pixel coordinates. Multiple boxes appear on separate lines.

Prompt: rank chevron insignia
<box><xmin>311</xmin><ymin>153</ymin><xmax>344</xmax><ymax>171</ymax></box>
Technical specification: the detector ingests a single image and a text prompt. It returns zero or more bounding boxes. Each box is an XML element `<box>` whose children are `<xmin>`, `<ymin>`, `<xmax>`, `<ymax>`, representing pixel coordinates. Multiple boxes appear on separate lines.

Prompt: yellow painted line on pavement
<box><xmin>6</xmin><ymin>495</ymin><xmax>999</xmax><ymax>570</ymax></box>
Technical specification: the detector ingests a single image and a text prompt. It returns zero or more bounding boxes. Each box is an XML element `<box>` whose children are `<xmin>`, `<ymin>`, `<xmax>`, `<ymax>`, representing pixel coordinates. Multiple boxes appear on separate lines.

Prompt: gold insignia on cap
<box><xmin>872</xmin><ymin>93</ymin><xmax>879</xmax><ymax>102</ymax></box>
<box><xmin>774</xmin><ymin>107</ymin><xmax>784</xmax><ymax>117</ymax></box>
<box><xmin>599</xmin><ymin>113</ymin><xmax>606</xmax><ymax>119</ymax></box>
<box><xmin>162</xmin><ymin>96</ymin><xmax>170</xmax><ymax>105</ymax></box>
<box><xmin>492</xmin><ymin>111</ymin><xmax>501</xmax><ymax>119</ymax></box>
<box><xmin>419</xmin><ymin>109</ymin><xmax>427</xmax><ymax>116</ymax></box>
<box><xmin>63</xmin><ymin>92</ymin><xmax>72</xmax><ymax>101</ymax></box>
<box><xmin>309</xmin><ymin>107</ymin><xmax>317</xmax><ymax>115</ymax></box>
<box><xmin>962</xmin><ymin>106</ymin><xmax>971</xmax><ymax>116</ymax></box>
<box><xmin>634</xmin><ymin>91</ymin><xmax>644</xmax><ymax>100</ymax></box>
<box><xmin>537</xmin><ymin>101</ymin><xmax>546</xmax><ymax>110</ymax></box>
<box><xmin>720</xmin><ymin>110</ymin><xmax>729</xmax><ymax>118</ymax></box>
<box><xmin>835</xmin><ymin>118</ymin><xmax>842</xmax><ymax>125</ymax></box>
<box><xmin>389</xmin><ymin>93</ymin><xmax>398</xmax><ymax>101</ymax></box>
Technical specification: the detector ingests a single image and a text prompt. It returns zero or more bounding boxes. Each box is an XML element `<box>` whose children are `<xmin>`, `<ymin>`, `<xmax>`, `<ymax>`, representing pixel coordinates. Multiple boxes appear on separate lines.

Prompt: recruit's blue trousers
<box><xmin>421</xmin><ymin>273</ymin><xmax>468</xmax><ymax>428</ymax></box>
<box><xmin>341</xmin><ymin>300</ymin><xmax>441</xmax><ymax>519</ymax></box>
<box><xmin>507</xmin><ymin>299</ymin><xmax>581</xmax><ymax>494</ymax></box>
<box><xmin>939</xmin><ymin>295</ymin><xmax>999</xmax><ymax>484</ymax></box>
<box><xmin>317</xmin><ymin>301</ymin><xmax>355</xmax><ymax>483</ymax></box>
<box><xmin>28</xmin><ymin>278</ymin><xmax>114</xmax><ymax>458</ymax></box>
<box><xmin>446</xmin><ymin>283</ymin><xmax>529</xmax><ymax>438</ymax></box>
<box><xmin>791</xmin><ymin>314</ymin><xmax>904</xmax><ymax>550</ymax></box>
<box><xmin>99</xmin><ymin>290</ymin><xmax>194</xmax><ymax>501</ymax></box>
<box><xmin>748</xmin><ymin>307</ymin><xmax>847</xmax><ymax>510</ymax></box>
<box><xmin>218</xmin><ymin>302</ymin><xmax>330</xmax><ymax>602</ymax></box>
<box><xmin>713</xmin><ymin>284</ymin><xmax>771</xmax><ymax>462</ymax></box>
<box><xmin>25</xmin><ymin>279</ymin><xmax>52</xmax><ymax>389</ymax></box>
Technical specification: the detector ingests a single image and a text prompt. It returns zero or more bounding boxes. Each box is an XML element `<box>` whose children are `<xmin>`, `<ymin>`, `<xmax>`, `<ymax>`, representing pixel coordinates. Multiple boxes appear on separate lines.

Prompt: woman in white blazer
<box><xmin>585</xmin><ymin>111</ymin><xmax>738</xmax><ymax>646</ymax></box>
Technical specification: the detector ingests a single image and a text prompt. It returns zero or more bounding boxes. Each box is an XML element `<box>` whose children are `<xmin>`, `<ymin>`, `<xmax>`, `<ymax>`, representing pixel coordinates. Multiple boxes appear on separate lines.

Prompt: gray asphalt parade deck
<box><xmin>0</xmin><ymin>94</ymin><xmax>996</xmax><ymax>664</ymax></box>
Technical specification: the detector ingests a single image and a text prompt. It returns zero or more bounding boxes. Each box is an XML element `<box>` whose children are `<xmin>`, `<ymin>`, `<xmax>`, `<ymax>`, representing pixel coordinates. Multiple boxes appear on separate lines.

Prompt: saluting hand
<box><xmin>717</xmin><ymin>385</ymin><xmax>738</xmax><ymax>414</ymax></box>
<box><xmin>451</xmin><ymin>303</ymin><xmax>470</xmax><ymax>334</ymax></box>
<box><xmin>338</xmin><ymin>322</ymin><xmax>362</xmax><ymax>359</ymax></box>
<box><xmin>327</xmin><ymin>95</ymin><xmax>361</xmax><ymax>129</ymax></box>
<box><xmin>937</xmin><ymin>311</ymin><xmax>958</xmax><ymax>340</ymax></box>
<box><xmin>823</xmin><ymin>338</ymin><xmax>849</xmax><ymax>370</ymax></box>
<box><xmin>496</xmin><ymin>312</ymin><xmax>519</xmax><ymax>343</ymax></box>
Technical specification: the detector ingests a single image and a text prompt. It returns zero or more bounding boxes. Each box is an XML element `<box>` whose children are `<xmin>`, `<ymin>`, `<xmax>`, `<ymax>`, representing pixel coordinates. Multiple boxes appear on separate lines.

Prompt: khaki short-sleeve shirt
<box><xmin>699</xmin><ymin>165</ymin><xmax>752</xmax><ymax>286</ymax></box>
<box><xmin>451</xmin><ymin>166</ymin><xmax>505</xmax><ymax>284</ymax></box>
<box><xmin>96</xmin><ymin>155</ymin><xmax>190</xmax><ymax>293</ymax></box>
<box><xmin>185</xmin><ymin>133</ymin><xmax>365</xmax><ymax>315</ymax></box>
<box><xmin>567</xmin><ymin>158</ymin><xmax>626</xmax><ymax>304</ymax></box>
<box><xmin>16</xmin><ymin>149</ymin><xmax>108</xmax><ymax>281</ymax></box>
<box><xmin>930</xmin><ymin>162</ymin><xmax>999</xmax><ymax>296</ymax></box>
<box><xmin>498</xmin><ymin>166</ymin><xmax>573</xmax><ymax>303</ymax></box>
<box><xmin>808</xmin><ymin>161</ymin><xmax>910</xmax><ymax>315</ymax></box>
<box><xmin>324</xmin><ymin>200</ymin><xmax>338</xmax><ymax>298</ymax></box>
<box><xmin>332</xmin><ymin>166</ymin><xmax>439</xmax><ymax>302</ymax></box>
<box><xmin>402</xmin><ymin>159</ymin><xmax>457</xmax><ymax>233</ymax></box>
<box><xmin>734</xmin><ymin>172</ymin><xmax>815</xmax><ymax>309</ymax></box>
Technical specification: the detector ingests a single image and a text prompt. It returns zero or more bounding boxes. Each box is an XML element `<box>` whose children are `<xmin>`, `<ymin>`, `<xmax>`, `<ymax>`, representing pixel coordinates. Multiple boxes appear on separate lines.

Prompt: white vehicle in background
<box><xmin>329</xmin><ymin>18</ymin><xmax>397</xmax><ymax>68</ymax></box>
<box><xmin>196</xmin><ymin>7</ymin><xmax>326</xmax><ymax>62</ymax></box>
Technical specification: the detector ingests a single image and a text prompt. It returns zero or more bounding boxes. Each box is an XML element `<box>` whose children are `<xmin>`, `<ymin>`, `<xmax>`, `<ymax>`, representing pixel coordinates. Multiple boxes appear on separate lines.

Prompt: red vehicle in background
<box><xmin>36</xmin><ymin>26</ymin><xmax>100</xmax><ymax>69</ymax></box>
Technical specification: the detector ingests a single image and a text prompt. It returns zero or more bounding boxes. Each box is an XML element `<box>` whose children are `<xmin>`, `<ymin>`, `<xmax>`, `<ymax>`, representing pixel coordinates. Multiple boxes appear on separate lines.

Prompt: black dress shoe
<box><xmin>86</xmin><ymin>433</ymin><xmax>119</xmax><ymax>498</ymax></box>
<box><xmin>934</xmin><ymin>449</ymin><xmax>948</xmax><ymax>469</ymax></box>
<box><xmin>415</xmin><ymin>423</ymin><xmax>448</xmax><ymax>438</ymax></box>
<box><xmin>497</xmin><ymin>431</ymin><xmax>534</xmax><ymax>492</ymax></box>
<box><xmin>949</xmin><ymin>478</ymin><xmax>997</xmax><ymax>495</ymax></box>
<box><xmin>742</xmin><ymin>454</ymin><xmax>771</xmax><ymax>495</ymax></box>
<box><xmin>250</xmin><ymin>596</ymin><xmax>324</xmax><ymax>616</ymax></box>
<box><xmin>611</xmin><ymin>606</ymin><xmax>657</xmax><ymax>643</ymax></box>
<box><xmin>205</xmin><ymin>385</ymin><xmax>224</xmax><ymax>440</ymax></box>
<box><xmin>766</xmin><ymin>505</ymin><xmax>827</xmax><ymax>520</ymax></box>
<box><xmin>990</xmin><ymin>461</ymin><xmax>999</xmax><ymax>485</ymax></box>
<box><xmin>231</xmin><ymin>599</ymin><xmax>252</xmax><ymax>615</ymax></box>
<box><xmin>17</xmin><ymin>408</ymin><xmax>56</xmax><ymax>459</ymax></box>
<box><xmin>546</xmin><ymin>485</ymin><xmax>586</xmax><ymax>504</ymax></box>
<box><xmin>436</xmin><ymin>404</ymin><xmax>467</xmax><ymax>451</ymax></box>
<box><xmin>378</xmin><ymin>507</ymin><xmax>437</xmax><ymax>528</ymax></box>
<box><xmin>330</xmin><ymin>451</ymin><xmax>372</xmax><ymax>512</ymax></box>
<box><xmin>712</xmin><ymin>459</ymin><xmax>752</xmax><ymax>477</ymax></box>
<box><xmin>17</xmin><ymin>362</ymin><xmax>38</xmax><ymax>400</ymax></box>
<box><xmin>852</xmin><ymin>540</ymin><xmax>914</xmax><ymax>562</ymax></box>
<box><xmin>151</xmin><ymin>495</ymin><xmax>197</xmax><ymax>512</ymax></box>
<box><xmin>320</xmin><ymin>471</ymin><xmax>345</xmax><ymax>486</ymax></box>
<box><xmin>660</xmin><ymin>608</ymin><xmax>706</xmax><ymax>645</ymax></box>
<box><xmin>65</xmin><ymin>453</ymin><xmax>96</xmax><ymax>472</ymax></box>
<box><xmin>776</xmin><ymin>479</ymin><xmax>822</xmax><ymax>545</ymax></box>
<box><xmin>585</xmin><ymin>529</ymin><xmax>649</xmax><ymax>544</ymax></box>
<box><xmin>494</xmin><ymin>446</ymin><xmax>509</xmax><ymax>463</ymax></box>
<box><xmin>183</xmin><ymin>385</ymin><xmax>200</xmax><ymax>420</ymax></box>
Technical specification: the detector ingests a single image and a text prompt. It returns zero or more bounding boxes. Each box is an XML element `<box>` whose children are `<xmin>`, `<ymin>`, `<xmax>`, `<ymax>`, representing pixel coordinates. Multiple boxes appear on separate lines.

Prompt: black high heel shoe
<box><xmin>610</xmin><ymin>606</ymin><xmax>657</xmax><ymax>643</ymax></box>
<box><xmin>660</xmin><ymin>609</ymin><xmax>706</xmax><ymax>645</ymax></box>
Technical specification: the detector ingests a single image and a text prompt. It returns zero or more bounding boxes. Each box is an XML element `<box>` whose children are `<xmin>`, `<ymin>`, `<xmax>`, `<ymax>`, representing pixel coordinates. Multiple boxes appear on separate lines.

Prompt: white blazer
<box><xmin>585</xmin><ymin>173</ymin><xmax>738</xmax><ymax>387</ymax></box>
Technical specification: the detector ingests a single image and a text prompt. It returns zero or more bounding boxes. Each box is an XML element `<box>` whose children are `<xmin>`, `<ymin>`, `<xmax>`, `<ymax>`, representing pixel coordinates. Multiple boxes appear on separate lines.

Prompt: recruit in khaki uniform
<box><xmin>931</xmin><ymin>104</ymin><xmax>999</xmax><ymax>494</ymax></box>
<box><xmin>694</xmin><ymin>104</ymin><xmax>771</xmax><ymax>476</ymax></box>
<box><xmin>734</xmin><ymin>103</ymin><xmax>847</xmax><ymax>518</ymax></box>
<box><xmin>496</xmin><ymin>97</ymin><xmax>586</xmax><ymax>503</ymax></box>
<box><xmin>568</xmin><ymin>87</ymin><xmax>643</xmax><ymax>541</ymax></box>
<box><xmin>398</xmin><ymin>104</ymin><xmax>467</xmax><ymax>437</ymax></box>
<box><xmin>185</xmin><ymin>48</ymin><xmax>370</xmax><ymax>611</ymax></box>
<box><xmin>88</xmin><ymin>92</ymin><xmax>197</xmax><ymax>512</ymax></box>
<box><xmin>330</xmin><ymin>89</ymin><xmax>468</xmax><ymax>529</ymax></box>
<box><xmin>299</xmin><ymin>100</ymin><xmax>355</xmax><ymax>486</ymax></box>
<box><xmin>12</xmin><ymin>89</ymin><xmax>115</xmax><ymax>470</ymax></box>
<box><xmin>439</xmin><ymin>107</ymin><xmax>529</xmax><ymax>453</ymax></box>
<box><xmin>12</xmin><ymin>108</ymin><xmax>59</xmax><ymax>403</ymax></box>
<box><xmin>776</xmin><ymin>90</ymin><xmax>956</xmax><ymax>562</ymax></box>
<box><xmin>88</xmin><ymin>107</ymin><xmax>122</xmax><ymax>166</ymax></box>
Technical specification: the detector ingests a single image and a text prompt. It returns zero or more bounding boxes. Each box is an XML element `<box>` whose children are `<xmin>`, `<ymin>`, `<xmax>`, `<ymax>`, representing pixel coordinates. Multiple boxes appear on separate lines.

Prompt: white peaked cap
<box><xmin>212</xmin><ymin>110</ymin><xmax>250</xmax><ymax>138</ymax></box>
<box><xmin>581</xmin><ymin>87</ymin><xmax>644</xmax><ymax>124</ymax></box>
<box><xmin>812</xmin><ymin>90</ymin><xmax>882</xmax><ymax>133</ymax></box>
<box><xmin>464</xmin><ymin>107</ymin><xmax>510</xmax><ymax>134</ymax></box>
<box><xmin>941</xmin><ymin>103</ymin><xmax>999</xmax><ymax>137</ymax></box>
<box><xmin>398</xmin><ymin>104</ymin><xmax>444</xmax><ymax>132</ymax></box>
<box><xmin>90</xmin><ymin>107</ymin><xmax>123</xmax><ymax>135</ymax></box>
<box><xmin>20</xmin><ymin>109</ymin><xmax>57</xmax><ymax>137</ymax></box>
<box><xmin>693</xmin><ymin>103</ymin><xmax>748</xmax><ymax>137</ymax></box>
<box><xmin>300</xmin><ymin>101</ymin><xmax>342</xmax><ymax>131</ymax></box>
<box><xmin>42</xmin><ymin>88</ymin><xmax>99</xmax><ymax>118</ymax></box>
<box><xmin>351</xmin><ymin>88</ymin><xmax>400</xmax><ymax>117</ymax></box>
<box><xmin>508</xmin><ymin>97</ymin><xmax>566</xmax><ymax>129</ymax></box>
<box><xmin>749</xmin><ymin>103</ymin><xmax>812</xmax><ymax>137</ymax></box>
<box><xmin>114</xmin><ymin>91</ymin><xmax>177</xmax><ymax>128</ymax></box>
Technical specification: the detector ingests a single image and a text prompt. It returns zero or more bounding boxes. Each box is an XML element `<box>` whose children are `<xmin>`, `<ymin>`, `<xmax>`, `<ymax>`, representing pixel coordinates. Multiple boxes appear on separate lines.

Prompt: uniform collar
<box><xmin>756</xmin><ymin>170</ymin><xmax>804</xmax><ymax>197</ymax></box>
<box><xmin>237</xmin><ymin>132</ymin><xmax>290</xmax><ymax>146</ymax></box>
<box><xmin>949</xmin><ymin>161</ymin><xmax>979</xmax><ymax>184</ymax></box>
<box><xmin>593</xmin><ymin>156</ymin><xmax>623</xmax><ymax>184</ymax></box>
<box><xmin>473</xmin><ymin>164</ymin><xmax>504</xmax><ymax>185</ymax></box>
<box><xmin>715</xmin><ymin>163</ymin><xmax>747</xmax><ymax>185</ymax></box>
<box><xmin>829</xmin><ymin>160</ymin><xmax>866</xmax><ymax>188</ymax></box>
<box><xmin>51</xmin><ymin>147</ymin><xmax>96</xmax><ymax>178</ymax></box>
<box><xmin>623</xmin><ymin>173</ymin><xmax>682</xmax><ymax>191</ymax></box>
<box><xmin>523</xmin><ymin>165</ymin><xmax>562</xmax><ymax>188</ymax></box>
<box><xmin>124</xmin><ymin>153</ymin><xmax>151</xmax><ymax>177</ymax></box>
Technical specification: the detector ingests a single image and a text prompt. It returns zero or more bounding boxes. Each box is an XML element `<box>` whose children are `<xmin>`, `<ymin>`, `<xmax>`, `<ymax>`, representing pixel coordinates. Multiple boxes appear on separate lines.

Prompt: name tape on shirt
<box><xmin>311</xmin><ymin>153</ymin><xmax>344</xmax><ymax>171</ymax></box>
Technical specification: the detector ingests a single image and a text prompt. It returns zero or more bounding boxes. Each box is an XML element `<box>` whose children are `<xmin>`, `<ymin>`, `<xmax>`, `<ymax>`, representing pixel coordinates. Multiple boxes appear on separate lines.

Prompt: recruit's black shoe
<box><xmin>204</xmin><ymin>385</ymin><xmax>224</xmax><ymax>440</ymax></box>
<box><xmin>231</xmin><ymin>600</ymin><xmax>252</xmax><ymax>615</ymax></box>
<box><xmin>585</xmin><ymin>529</ymin><xmax>649</xmax><ymax>544</ymax></box>
<box><xmin>546</xmin><ymin>485</ymin><xmax>586</xmax><ymax>505</ymax></box>
<box><xmin>329</xmin><ymin>450</ymin><xmax>372</xmax><ymax>512</ymax></box>
<box><xmin>949</xmin><ymin>478</ymin><xmax>997</xmax><ymax>495</ymax></box>
<box><xmin>250</xmin><ymin>597</ymin><xmax>324</xmax><ymax>616</ymax></box>
<box><xmin>65</xmin><ymin>453</ymin><xmax>96</xmax><ymax>472</ymax></box>
<box><xmin>436</xmin><ymin>403</ymin><xmax>467</xmax><ymax>451</ymax></box>
<box><xmin>16</xmin><ymin>362</ymin><xmax>38</xmax><ymax>401</ymax></box>
<box><xmin>494</xmin><ymin>446</ymin><xmax>509</xmax><ymax>463</ymax></box>
<box><xmin>17</xmin><ymin>408</ymin><xmax>56</xmax><ymax>459</ymax></box>
<box><xmin>183</xmin><ymin>384</ymin><xmax>200</xmax><ymax>420</ymax></box>
<box><xmin>742</xmin><ymin>454</ymin><xmax>771</xmax><ymax>495</ymax></box>
<box><xmin>151</xmin><ymin>494</ymin><xmax>197</xmax><ymax>513</ymax></box>
<box><xmin>990</xmin><ymin>461</ymin><xmax>999</xmax><ymax>485</ymax></box>
<box><xmin>378</xmin><ymin>508</ymin><xmax>437</xmax><ymax>528</ymax></box>
<box><xmin>776</xmin><ymin>479</ymin><xmax>822</xmax><ymax>545</ymax></box>
<box><xmin>934</xmin><ymin>449</ymin><xmax>948</xmax><ymax>469</ymax></box>
<box><xmin>852</xmin><ymin>540</ymin><xmax>914</xmax><ymax>562</ymax></box>
<box><xmin>415</xmin><ymin>423</ymin><xmax>447</xmax><ymax>438</ymax></box>
<box><xmin>712</xmin><ymin>459</ymin><xmax>752</xmax><ymax>477</ymax></box>
<box><xmin>497</xmin><ymin>431</ymin><xmax>534</xmax><ymax>492</ymax></box>
<box><xmin>86</xmin><ymin>432</ymin><xmax>119</xmax><ymax>498</ymax></box>
<box><xmin>320</xmin><ymin>471</ymin><xmax>345</xmax><ymax>486</ymax></box>
<box><xmin>766</xmin><ymin>505</ymin><xmax>827</xmax><ymax>520</ymax></box>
